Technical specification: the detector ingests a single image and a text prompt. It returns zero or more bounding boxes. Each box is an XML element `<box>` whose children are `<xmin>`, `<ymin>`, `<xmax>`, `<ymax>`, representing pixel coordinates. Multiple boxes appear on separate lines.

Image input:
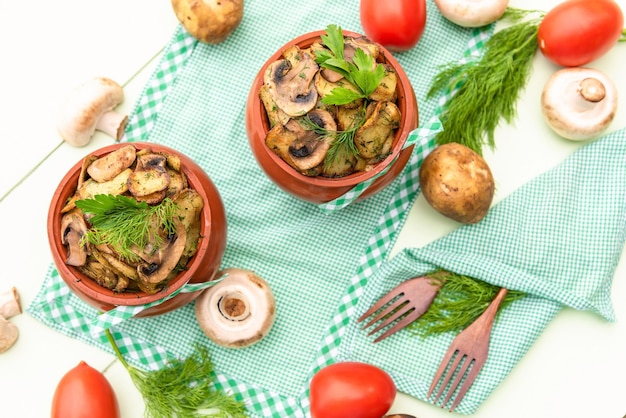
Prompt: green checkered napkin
<box><xmin>340</xmin><ymin>129</ymin><xmax>626</xmax><ymax>413</ymax></box>
<box><xmin>28</xmin><ymin>1</ymin><xmax>502</xmax><ymax>416</ymax></box>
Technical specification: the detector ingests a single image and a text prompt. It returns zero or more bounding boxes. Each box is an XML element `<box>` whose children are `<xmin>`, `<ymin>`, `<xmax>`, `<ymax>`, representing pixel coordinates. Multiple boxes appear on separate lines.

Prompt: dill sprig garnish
<box><xmin>428</xmin><ymin>8</ymin><xmax>546</xmax><ymax>155</ymax></box>
<box><xmin>299</xmin><ymin>110</ymin><xmax>365</xmax><ymax>168</ymax></box>
<box><xmin>407</xmin><ymin>270</ymin><xmax>526</xmax><ymax>338</ymax></box>
<box><xmin>75</xmin><ymin>194</ymin><xmax>178</xmax><ymax>262</ymax></box>
<box><xmin>105</xmin><ymin>330</ymin><xmax>248</xmax><ymax>418</ymax></box>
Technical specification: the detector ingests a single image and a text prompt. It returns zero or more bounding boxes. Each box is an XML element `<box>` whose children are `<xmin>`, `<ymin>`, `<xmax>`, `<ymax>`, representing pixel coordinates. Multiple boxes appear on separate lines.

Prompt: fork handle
<box><xmin>480</xmin><ymin>287</ymin><xmax>508</xmax><ymax>328</ymax></box>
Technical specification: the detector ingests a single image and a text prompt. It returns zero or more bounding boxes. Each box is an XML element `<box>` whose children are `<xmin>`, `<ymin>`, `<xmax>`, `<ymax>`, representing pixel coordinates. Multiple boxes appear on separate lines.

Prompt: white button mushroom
<box><xmin>541</xmin><ymin>67</ymin><xmax>618</xmax><ymax>141</ymax></box>
<box><xmin>434</xmin><ymin>0</ymin><xmax>510</xmax><ymax>27</ymax></box>
<box><xmin>195</xmin><ymin>268</ymin><xmax>276</xmax><ymax>349</ymax></box>
<box><xmin>0</xmin><ymin>315</ymin><xmax>18</xmax><ymax>354</ymax></box>
<box><xmin>0</xmin><ymin>287</ymin><xmax>21</xmax><ymax>320</ymax></box>
<box><xmin>57</xmin><ymin>77</ymin><xmax>128</xmax><ymax>147</ymax></box>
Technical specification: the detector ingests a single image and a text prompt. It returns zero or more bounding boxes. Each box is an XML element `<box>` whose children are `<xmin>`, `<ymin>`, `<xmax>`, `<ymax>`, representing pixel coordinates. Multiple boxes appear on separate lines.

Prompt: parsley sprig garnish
<box><xmin>314</xmin><ymin>24</ymin><xmax>386</xmax><ymax>105</ymax></box>
<box><xmin>75</xmin><ymin>194</ymin><xmax>178</xmax><ymax>261</ymax></box>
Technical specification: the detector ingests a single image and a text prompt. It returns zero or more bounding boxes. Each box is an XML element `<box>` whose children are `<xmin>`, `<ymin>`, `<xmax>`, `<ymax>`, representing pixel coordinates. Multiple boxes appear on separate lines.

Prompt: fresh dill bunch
<box><xmin>76</xmin><ymin>194</ymin><xmax>178</xmax><ymax>261</ymax></box>
<box><xmin>105</xmin><ymin>330</ymin><xmax>248</xmax><ymax>418</ymax></box>
<box><xmin>407</xmin><ymin>270</ymin><xmax>526</xmax><ymax>338</ymax></box>
<box><xmin>299</xmin><ymin>110</ymin><xmax>364</xmax><ymax>168</ymax></box>
<box><xmin>428</xmin><ymin>8</ymin><xmax>546</xmax><ymax>155</ymax></box>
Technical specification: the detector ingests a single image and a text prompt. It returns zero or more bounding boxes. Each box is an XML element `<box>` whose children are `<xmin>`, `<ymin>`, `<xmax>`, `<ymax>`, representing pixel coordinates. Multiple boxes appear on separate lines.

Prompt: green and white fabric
<box><xmin>27</xmin><ymin>1</ymin><xmax>624</xmax><ymax>416</ymax></box>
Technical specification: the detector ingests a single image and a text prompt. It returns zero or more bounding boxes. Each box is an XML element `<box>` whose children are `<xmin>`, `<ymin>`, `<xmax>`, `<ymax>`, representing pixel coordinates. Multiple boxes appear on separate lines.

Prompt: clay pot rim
<box><xmin>47</xmin><ymin>142</ymin><xmax>216</xmax><ymax>307</ymax></box>
<box><xmin>247</xmin><ymin>28</ymin><xmax>418</xmax><ymax>196</ymax></box>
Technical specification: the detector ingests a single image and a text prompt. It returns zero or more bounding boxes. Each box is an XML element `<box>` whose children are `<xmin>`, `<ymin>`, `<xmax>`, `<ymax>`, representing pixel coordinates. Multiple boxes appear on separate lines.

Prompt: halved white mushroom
<box><xmin>541</xmin><ymin>67</ymin><xmax>618</xmax><ymax>141</ymax></box>
<box><xmin>195</xmin><ymin>268</ymin><xmax>276</xmax><ymax>349</ymax></box>
<box><xmin>434</xmin><ymin>0</ymin><xmax>509</xmax><ymax>27</ymax></box>
<box><xmin>57</xmin><ymin>77</ymin><xmax>127</xmax><ymax>147</ymax></box>
<box><xmin>0</xmin><ymin>315</ymin><xmax>18</xmax><ymax>354</ymax></box>
<box><xmin>60</xmin><ymin>208</ymin><xmax>89</xmax><ymax>267</ymax></box>
<box><xmin>0</xmin><ymin>287</ymin><xmax>21</xmax><ymax>320</ymax></box>
<box><xmin>264</xmin><ymin>46</ymin><xmax>319</xmax><ymax>117</ymax></box>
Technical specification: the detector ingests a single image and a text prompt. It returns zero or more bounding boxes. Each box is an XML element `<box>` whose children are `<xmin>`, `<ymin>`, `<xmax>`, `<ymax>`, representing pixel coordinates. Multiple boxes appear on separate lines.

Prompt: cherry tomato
<box><xmin>309</xmin><ymin>361</ymin><xmax>396</xmax><ymax>418</ymax></box>
<box><xmin>51</xmin><ymin>361</ymin><xmax>121</xmax><ymax>418</ymax></box>
<box><xmin>360</xmin><ymin>0</ymin><xmax>427</xmax><ymax>52</ymax></box>
<box><xmin>538</xmin><ymin>0</ymin><xmax>624</xmax><ymax>67</ymax></box>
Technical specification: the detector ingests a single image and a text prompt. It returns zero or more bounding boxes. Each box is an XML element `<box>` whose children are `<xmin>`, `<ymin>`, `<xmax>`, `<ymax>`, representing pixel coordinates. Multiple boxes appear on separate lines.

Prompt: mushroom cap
<box><xmin>541</xmin><ymin>67</ymin><xmax>618</xmax><ymax>141</ymax></box>
<box><xmin>170</xmin><ymin>0</ymin><xmax>243</xmax><ymax>44</ymax></box>
<box><xmin>434</xmin><ymin>0</ymin><xmax>510</xmax><ymax>27</ymax></box>
<box><xmin>195</xmin><ymin>268</ymin><xmax>276</xmax><ymax>348</ymax></box>
<box><xmin>57</xmin><ymin>77</ymin><xmax>126</xmax><ymax>147</ymax></box>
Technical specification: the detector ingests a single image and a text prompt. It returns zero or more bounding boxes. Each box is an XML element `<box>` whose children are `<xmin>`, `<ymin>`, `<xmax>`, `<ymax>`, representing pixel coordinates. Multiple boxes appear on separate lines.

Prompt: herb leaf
<box><xmin>105</xmin><ymin>330</ymin><xmax>248</xmax><ymax>418</ymax></box>
<box><xmin>350</xmin><ymin>48</ymin><xmax>386</xmax><ymax>98</ymax></box>
<box><xmin>76</xmin><ymin>194</ymin><xmax>178</xmax><ymax>261</ymax></box>
<box><xmin>314</xmin><ymin>24</ymin><xmax>385</xmax><ymax>106</ymax></box>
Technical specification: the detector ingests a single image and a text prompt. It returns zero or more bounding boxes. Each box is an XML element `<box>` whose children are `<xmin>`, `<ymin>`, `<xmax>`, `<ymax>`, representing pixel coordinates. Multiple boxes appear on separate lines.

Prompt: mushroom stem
<box><xmin>0</xmin><ymin>287</ymin><xmax>21</xmax><ymax>320</ymax></box>
<box><xmin>0</xmin><ymin>315</ymin><xmax>18</xmax><ymax>354</ymax></box>
<box><xmin>218</xmin><ymin>291</ymin><xmax>251</xmax><ymax>321</ymax></box>
<box><xmin>578</xmin><ymin>78</ymin><xmax>606</xmax><ymax>103</ymax></box>
<box><xmin>95</xmin><ymin>111</ymin><xmax>128</xmax><ymax>141</ymax></box>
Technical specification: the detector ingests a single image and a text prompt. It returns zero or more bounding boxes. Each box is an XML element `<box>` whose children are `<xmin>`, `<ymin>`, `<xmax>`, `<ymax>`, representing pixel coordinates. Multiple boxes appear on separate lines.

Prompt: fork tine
<box><xmin>359</xmin><ymin>296</ymin><xmax>407</xmax><ymax>330</ymax></box>
<box><xmin>357</xmin><ymin>287</ymin><xmax>406</xmax><ymax>323</ymax></box>
<box><xmin>427</xmin><ymin>347</ymin><xmax>456</xmax><ymax>402</ymax></box>
<box><xmin>367</xmin><ymin>303</ymin><xmax>414</xmax><ymax>336</ymax></box>
<box><xmin>441</xmin><ymin>356</ymin><xmax>474</xmax><ymax>408</ymax></box>
<box><xmin>448</xmin><ymin>357</ymin><xmax>487</xmax><ymax>412</ymax></box>
<box><xmin>372</xmin><ymin>307</ymin><xmax>426</xmax><ymax>343</ymax></box>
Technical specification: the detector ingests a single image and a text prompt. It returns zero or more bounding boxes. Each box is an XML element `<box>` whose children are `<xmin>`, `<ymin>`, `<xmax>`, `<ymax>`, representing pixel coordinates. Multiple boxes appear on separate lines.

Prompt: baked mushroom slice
<box><xmin>128</xmin><ymin>153</ymin><xmax>171</xmax><ymax>198</ymax></box>
<box><xmin>60</xmin><ymin>208</ymin><xmax>89</xmax><ymax>267</ymax></box>
<box><xmin>541</xmin><ymin>67</ymin><xmax>618</xmax><ymax>141</ymax></box>
<box><xmin>135</xmin><ymin>219</ymin><xmax>187</xmax><ymax>294</ymax></box>
<box><xmin>195</xmin><ymin>268</ymin><xmax>276</xmax><ymax>348</ymax></box>
<box><xmin>355</xmin><ymin>101</ymin><xmax>401</xmax><ymax>159</ymax></box>
<box><xmin>0</xmin><ymin>315</ymin><xmax>18</xmax><ymax>354</ymax></box>
<box><xmin>259</xmin><ymin>84</ymin><xmax>290</xmax><ymax>128</ymax></box>
<box><xmin>172</xmin><ymin>189</ymin><xmax>204</xmax><ymax>259</ymax></box>
<box><xmin>264</xmin><ymin>46</ymin><xmax>319</xmax><ymax>117</ymax></box>
<box><xmin>369</xmin><ymin>64</ymin><xmax>398</xmax><ymax>102</ymax></box>
<box><xmin>86</xmin><ymin>144</ymin><xmax>137</xmax><ymax>183</ymax></box>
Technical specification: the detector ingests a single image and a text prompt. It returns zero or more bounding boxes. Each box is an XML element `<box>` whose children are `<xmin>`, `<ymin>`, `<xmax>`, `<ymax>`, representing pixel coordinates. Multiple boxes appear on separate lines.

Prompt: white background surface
<box><xmin>1</xmin><ymin>1</ymin><xmax>625</xmax><ymax>417</ymax></box>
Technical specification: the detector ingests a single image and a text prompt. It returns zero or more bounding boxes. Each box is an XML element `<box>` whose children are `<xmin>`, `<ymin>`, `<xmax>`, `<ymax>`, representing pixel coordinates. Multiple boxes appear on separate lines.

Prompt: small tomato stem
<box><xmin>620</xmin><ymin>28</ymin><xmax>626</xmax><ymax>42</ymax></box>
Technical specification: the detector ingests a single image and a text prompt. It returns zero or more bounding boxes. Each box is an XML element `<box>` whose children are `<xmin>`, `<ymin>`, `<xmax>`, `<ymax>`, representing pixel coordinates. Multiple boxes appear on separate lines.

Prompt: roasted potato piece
<box><xmin>369</xmin><ymin>65</ymin><xmax>398</xmax><ymax>102</ymax></box>
<box><xmin>87</xmin><ymin>144</ymin><xmax>136</xmax><ymax>183</ymax></box>
<box><xmin>355</xmin><ymin>101</ymin><xmax>401</xmax><ymax>159</ymax></box>
<box><xmin>127</xmin><ymin>153</ymin><xmax>170</xmax><ymax>197</ymax></box>
<box><xmin>62</xmin><ymin>168</ymin><xmax>133</xmax><ymax>212</ymax></box>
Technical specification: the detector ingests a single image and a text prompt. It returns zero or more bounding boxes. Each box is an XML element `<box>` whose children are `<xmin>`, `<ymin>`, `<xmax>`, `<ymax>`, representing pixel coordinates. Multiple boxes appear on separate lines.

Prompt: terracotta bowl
<box><xmin>246</xmin><ymin>29</ymin><xmax>419</xmax><ymax>205</ymax></box>
<box><xmin>47</xmin><ymin>142</ymin><xmax>227</xmax><ymax>317</ymax></box>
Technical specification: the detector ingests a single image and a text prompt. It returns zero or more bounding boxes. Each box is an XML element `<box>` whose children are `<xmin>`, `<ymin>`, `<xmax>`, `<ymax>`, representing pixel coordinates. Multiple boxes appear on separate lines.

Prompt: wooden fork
<box><xmin>357</xmin><ymin>276</ymin><xmax>441</xmax><ymax>343</ymax></box>
<box><xmin>427</xmin><ymin>287</ymin><xmax>508</xmax><ymax>412</ymax></box>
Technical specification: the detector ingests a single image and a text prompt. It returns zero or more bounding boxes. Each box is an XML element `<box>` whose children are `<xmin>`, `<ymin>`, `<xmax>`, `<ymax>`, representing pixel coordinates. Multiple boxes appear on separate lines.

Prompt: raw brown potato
<box><xmin>171</xmin><ymin>0</ymin><xmax>243</xmax><ymax>44</ymax></box>
<box><xmin>419</xmin><ymin>143</ymin><xmax>495</xmax><ymax>224</ymax></box>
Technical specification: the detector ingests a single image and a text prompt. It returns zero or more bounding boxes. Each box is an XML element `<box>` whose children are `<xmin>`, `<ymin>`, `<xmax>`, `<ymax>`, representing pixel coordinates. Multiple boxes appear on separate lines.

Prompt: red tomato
<box><xmin>538</xmin><ymin>0</ymin><xmax>624</xmax><ymax>67</ymax></box>
<box><xmin>360</xmin><ymin>0</ymin><xmax>427</xmax><ymax>52</ymax></box>
<box><xmin>309</xmin><ymin>361</ymin><xmax>396</xmax><ymax>418</ymax></box>
<box><xmin>51</xmin><ymin>361</ymin><xmax>121</xmax><ymax>418</ymax></box>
